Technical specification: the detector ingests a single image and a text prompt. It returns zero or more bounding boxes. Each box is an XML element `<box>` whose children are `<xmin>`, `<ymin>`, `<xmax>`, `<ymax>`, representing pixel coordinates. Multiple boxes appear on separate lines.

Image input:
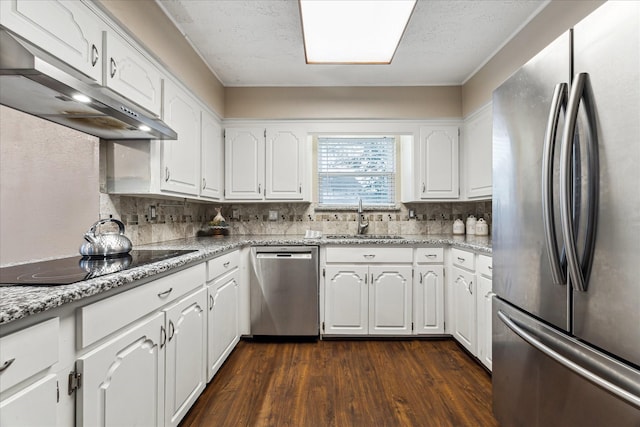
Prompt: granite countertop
<box><xmin>0</xmin><ymin>234</ymin><xmax>491</xmax><ymax>325</ymax></box>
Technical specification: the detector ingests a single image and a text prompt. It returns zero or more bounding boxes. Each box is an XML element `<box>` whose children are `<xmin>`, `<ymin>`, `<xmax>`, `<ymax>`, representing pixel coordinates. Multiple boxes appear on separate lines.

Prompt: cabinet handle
<box><xmin>457</xmin><ymin>257</ymin><xmax>465</xmax><ymax>263</ymax></box>
<box><xmin>91</xmin><ymin>44</ymin><xmax>99</xmax><ymax>67</ymax></box>
<box><xmin>202</xmin><ymin>178</ymin><xmax>207</xmax><ymax>190</ymax></box>
<box><xmin>157</xmin><ymin>288</ymin><xmax>173</xmax><ymax>298</ymax></box>
<box><xmin>0</xmin><ymin>358</ymin><xmax>15</xmax><ymax>372</ymax></box>
<box><xmin>168</xmin><ymin>320</ymin><xmax>175</xmax><ymax>341</ymax></box>
<box><xmin>160</xmin><ymin>326</ymin><xmax>166</xmax><ymax>349</ymax></box>
<box><xmin>223</xmin><ymin>261</ymin><xmax>230</xmax><ymax>268</ymax></box>
<box><xmin>469</xmin><ymin>281</ymin><xmax>473</xmax><ymax>295</ymax></box>
<box><xmin>488</xmin><ymin>266</ymin><xmax>493</xmax><ymax>270</ymax></box>
<box><xmin>299</xmin><ymin>184</ymin><xmax>302</xmax><ymax>193</ymax></box>
<box><xmin>363</xmin><ymin>254</ymin><xmax>375</xmax><ymax>259</ymax></box>
<box><xmin>425</xmin><ymin>254</ymin><xmax>437</xmax><ymax>259</ymax></box>
<box><xmin>109</xmin><ymin>58</ymin><xmax>117</xmax><ymax>78</ymax></box>
<box><xmin>364</xmin><ymin>274</ymin><xmax>368</xmax><ymax>284</ymax></box>
<box><xmin>209</xmin><ymin>294</ymin><xmax>214</xmax><ymax>310</ymax></box>
<box><xmin>165</xmin><ymin>167</ymin><xmax>170</xmax><ymax>182</ymax></box>
<box><xmin>258</xmin><ymin>183</ymin><xmax>261</xmax><ymax>194</ymax></box>
<box><xmin>419</xmin><ymin>272</ymin><xmax>423</xmax><ymax>284</ymax></box>
<box><xmin>371</xmin><ymin>273</ymin><xmax>374</xmax><ymax>284</ymax></box>
<box><xmin>422</xmin><ymin>183</ymin><xmax>426</xmax><ymax>193</ymax></box>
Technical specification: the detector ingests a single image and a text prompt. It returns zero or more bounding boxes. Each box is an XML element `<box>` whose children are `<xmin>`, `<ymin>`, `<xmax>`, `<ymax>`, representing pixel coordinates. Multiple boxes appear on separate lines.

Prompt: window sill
<box><xmin>314</xmin><ymin>205</ymin><xmax>401</xmax><ymax>212</ymax></box>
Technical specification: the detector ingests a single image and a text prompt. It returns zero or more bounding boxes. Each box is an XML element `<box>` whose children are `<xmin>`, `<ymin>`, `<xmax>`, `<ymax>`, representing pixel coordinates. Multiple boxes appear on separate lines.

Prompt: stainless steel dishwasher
<box><xmin>249</xmin><ymin>246</ymin><xmax>319</xmax><ymax>337</ymax></box>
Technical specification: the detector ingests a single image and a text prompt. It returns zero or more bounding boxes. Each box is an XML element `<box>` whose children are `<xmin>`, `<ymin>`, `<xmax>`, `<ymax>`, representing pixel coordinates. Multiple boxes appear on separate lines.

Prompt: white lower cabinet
<box><xmin>323</xmin><ymin>247</ymin><xmax>413</xmax><ymax>336</ymax></box>
<box><xmin>206</xmin><ymin>268</ymin><xmax>240</xmax><ymax>381</ymax></box>
<box><xmin>451</xmin><ymin>266</ymin><xmax>477</xmax><ymax>355</ymax></box>
<box><xmin>476</xmin><ymin>254</ymin><xmax>493</xmax><ymax>370</ymax></box>
<box><xmin>164</xmin><ymin>288</ymin><xmax>207</xmax><ymax>427</ymax></box>
<box><xmin>324</xmin><ymin>265</ymin><xmax>369</xmax><ymax>335</ymax></box>
<box><xmin>0</xmin><ymin>374</ymin><xmax>58</xmax><ymax>427</ymax></box>
<box><xmin>76</xmin><ymin>312</ymin><xmax>165</xmax><ymax>427</ymax></box>
<box><xmin>414</xmin><ymin>265</ymin><xmax>445</xmax><ymax>334</ymax></box>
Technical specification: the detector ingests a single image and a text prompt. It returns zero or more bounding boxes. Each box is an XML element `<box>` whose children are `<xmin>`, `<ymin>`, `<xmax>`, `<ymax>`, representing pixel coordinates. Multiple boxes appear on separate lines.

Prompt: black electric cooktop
<box><xmin>0</xmin><ymin>249</ymin><xmax>197</xmax><ymax>286</ymax></box>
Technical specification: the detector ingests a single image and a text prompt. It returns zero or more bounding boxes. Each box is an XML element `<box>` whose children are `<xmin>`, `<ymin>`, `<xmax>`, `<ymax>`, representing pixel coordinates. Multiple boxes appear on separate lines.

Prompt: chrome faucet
<box><xmin>357</xmin><ymin>198</ymin><xmax>369</xmax><ymax>235</ymax></box>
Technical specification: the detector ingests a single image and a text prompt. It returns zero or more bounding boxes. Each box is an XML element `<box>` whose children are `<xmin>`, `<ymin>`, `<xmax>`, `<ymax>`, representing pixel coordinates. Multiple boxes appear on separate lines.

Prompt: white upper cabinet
<box><xmin>401</xmin><ymin>125</ymin><xmax>460</xmax><ymax>202</ymax></box>
<box><xmin>161</xmin><ymin>79</ymin><xmax>201</xmax><ymax>196</ymax></box>
<box><xmin>224</xmin><ymin>128</ymin><xmax>265</xmax><ymax>200</ymax></box>
<box><xmin>462</xmin><ymin>103</ymin><xmax>492</xmax><ymax>199</ymax></box>
<box><xmin>265</xmin><ymin>128</ymin><xmax>306</xmax><ymax>200</ymax></box>
<box><xmin>0</xmin><ymin>0</ymin><xmax>104</xmax><ymax>82</ymax></box>
<box><xmin>420</xmin><ymin>126</ymin><xmax>459</xmax><ymax>199</ymax></box>
<box><xmin>200</xmin><ymin>111</ymin><xmax>224</xmax><ymax>200</ymax></box>
<box><xmin>225</xmin><ymin>127</ymin><xmax>309</xmax><ymax>201</ymax></box>
<box><xmin>103</xmin><ymin>30</ymin><xmax>162</xmax><ymax>116</ymax></box>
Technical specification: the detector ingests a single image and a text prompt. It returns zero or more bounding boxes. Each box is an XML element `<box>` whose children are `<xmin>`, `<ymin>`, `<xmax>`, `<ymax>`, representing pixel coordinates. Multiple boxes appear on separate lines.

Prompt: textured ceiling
<box><xmin>156</xmin><ymin>0</ymin><xmax>548</xmax><ymax>87</ymax></box>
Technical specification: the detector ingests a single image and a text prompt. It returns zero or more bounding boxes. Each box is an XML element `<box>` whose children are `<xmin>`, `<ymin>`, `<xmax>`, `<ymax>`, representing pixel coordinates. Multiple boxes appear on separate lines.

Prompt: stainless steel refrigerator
<box><xmin>492</xmin><ymin>2</ymin><xmax>640</xmax><ymax>425</ymax></box>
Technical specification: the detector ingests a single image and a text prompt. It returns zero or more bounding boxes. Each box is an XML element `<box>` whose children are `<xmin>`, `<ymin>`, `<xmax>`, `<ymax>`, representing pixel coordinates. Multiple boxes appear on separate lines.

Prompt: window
<box><xmin>317</xmin><ymin>136</ymin><xmax>396</xmax><ymax>207</ymax></box>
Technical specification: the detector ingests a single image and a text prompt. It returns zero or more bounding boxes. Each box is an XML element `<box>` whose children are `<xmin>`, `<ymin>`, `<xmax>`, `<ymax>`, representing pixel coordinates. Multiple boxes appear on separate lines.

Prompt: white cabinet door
<box><xmin>0</xmin><ymin>374</ymin><xmax>57</xmax><ymax>427</ymax></box>
<box><xmin>200</xmin><ymin>111</ymin><xmax>223</xmax><ymax>200</ymax></box>
<box><xmin>265</xmin><ymin>128</ymin><xmax>305</xmax><ymax>200</ymax></box>
<box><xmin>369</xmin><ymin>266</ymin><xmax>413</xmax><ymax>335</ymax></box>
<box><xmin>419</xmin><ymin>126</ymin><xmax>459</xmax><ymax>199</ymax></box>
<box><xmin>451</xmin><ymin>266</ymin><xmax>476</xmax><ymax>354</ymax></box>
<box><xmin>207</xmin><ymin>269</ymin><xmax>240</xmax><ymax>381</ymax></box>
<box><xmin>104</xmin><ymin>31</ymin><xmax>162</xmax><ymax>116</ymax></box>
<box><xmin>324</xmin><ymin>266</ymin><xmax>369</xmax><ymax>335</ymax></box>
<box><xmin>477</xmin><ymin>275</ymin><xmax>493</xmax><ymax>370</ymax></box>
<box><xmin>462</xmin><ymin>104</ymin><xmax>492</xmax><ymax>199</ymax></box>
<box><xmin>161</xmin><ymin>80</ymin><xmax>200</xmax><ymax>196</ymax></box>
<box><xmin>414</xmin><ymin>265</ymin><xmax>445</xmax><ymax>334</ymax></box>
<box><xmin>77</xmin><ymin>312</ymin><xmax>165</xmax><ymax>427</ymax></box>
<box><xmin>224</xmin><ymin>128</ymin><xmax>264</xmax><ymax>200</ymax></box>
<box><xmin>164</xmin><ymin>288</ymin><xmax>207</xmax><ymax>427</ymax></box>
<box><xmin>0</xmin><ymin>0</ymin><xmax>103</xmax><ymax>82</ymax></box>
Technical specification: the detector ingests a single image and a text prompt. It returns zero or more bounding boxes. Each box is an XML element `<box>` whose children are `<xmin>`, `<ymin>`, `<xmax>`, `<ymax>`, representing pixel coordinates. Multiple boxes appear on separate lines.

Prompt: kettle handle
<box><xmin>87</xmin><ymin>218</ymin><xmax>126</xmax><ymax>236</ymax></box>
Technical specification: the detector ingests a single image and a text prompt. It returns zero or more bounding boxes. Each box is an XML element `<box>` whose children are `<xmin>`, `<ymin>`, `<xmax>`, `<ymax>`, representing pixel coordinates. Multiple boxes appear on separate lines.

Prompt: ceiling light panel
<box><xmin>300</xmin><ymin>0</ymin><xmax>416</xmax><ymax>64</ymax></box>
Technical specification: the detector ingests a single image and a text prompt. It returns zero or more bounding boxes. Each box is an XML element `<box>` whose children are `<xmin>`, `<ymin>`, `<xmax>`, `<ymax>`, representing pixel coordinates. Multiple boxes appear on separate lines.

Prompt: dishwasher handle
<box><xmin>256</xmin><ymin>253</ymin><xmax>312</xmax><ymax>260</ymax></box>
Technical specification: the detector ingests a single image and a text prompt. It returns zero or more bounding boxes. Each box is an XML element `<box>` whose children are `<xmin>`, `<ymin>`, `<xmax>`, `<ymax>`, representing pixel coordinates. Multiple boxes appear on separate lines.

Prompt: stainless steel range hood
<box><xmin>0</xmin><ymin>29</ymin><xmax>177</xmax><ymax>140</ymax></box>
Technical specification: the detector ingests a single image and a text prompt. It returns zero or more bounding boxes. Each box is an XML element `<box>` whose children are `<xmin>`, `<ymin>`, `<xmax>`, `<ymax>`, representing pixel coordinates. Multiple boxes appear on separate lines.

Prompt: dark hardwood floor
<box><xmin>180</xmin><ymin>339</ymin><xmax>499</xmax><ymax>427</ymax></box>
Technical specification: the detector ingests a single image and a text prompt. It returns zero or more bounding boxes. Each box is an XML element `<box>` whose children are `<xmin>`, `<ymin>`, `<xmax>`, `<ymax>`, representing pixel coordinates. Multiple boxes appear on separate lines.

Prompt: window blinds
<box><xmin>317</xmin><ymin>136</ymin><xmax>396</xmax><ymax>207</ymax></box>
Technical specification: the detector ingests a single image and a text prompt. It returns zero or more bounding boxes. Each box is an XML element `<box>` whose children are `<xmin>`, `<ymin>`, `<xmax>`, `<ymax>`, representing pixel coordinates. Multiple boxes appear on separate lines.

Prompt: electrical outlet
<box><xmin>409</xmin><ymin>209</ymin><xmax>415</xmax><ymax>219</ymax></box>
<box><xmin>149</xmin><ymin>205</ymin><xmax>157</xmax><ymax>220</ymax></box>
<box><xmin>232</xmin><ymin>209</ymin><xmax>239</xmax><ymax>219</ymax></box>
<box><xmin>268</xmin><ymin>210</ymin><xmax>278</xmax><ymax>221</ymax></box>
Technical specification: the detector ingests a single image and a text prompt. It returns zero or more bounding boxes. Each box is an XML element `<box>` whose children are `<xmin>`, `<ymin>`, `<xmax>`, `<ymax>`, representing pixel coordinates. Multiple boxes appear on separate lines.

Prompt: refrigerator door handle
<box><xmin>559</xmin><ymin>72</ymin><xmax>599</xmax><ymax>292</ymax></box>
<box><xmin>497</xmin><ymin>310</ymin><xmax>640</xmax><ymax>409</ymax></box>
<box><xmin>542</xmin><ymin>82</ymin><xmax>568</xmax><ymax>286</ymax></box>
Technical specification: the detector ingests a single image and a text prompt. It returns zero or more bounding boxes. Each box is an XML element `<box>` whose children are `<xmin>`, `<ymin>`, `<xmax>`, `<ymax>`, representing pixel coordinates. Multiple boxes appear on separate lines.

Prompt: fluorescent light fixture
<box><xmin>299</xmin><ymin>0</ymin><xmax>416</xmax><ymax>64</ymax></box>
<box><xmin>72</xmin><ymin>93</ymin><xmax>91</xmax><ymax>103</ymax></box>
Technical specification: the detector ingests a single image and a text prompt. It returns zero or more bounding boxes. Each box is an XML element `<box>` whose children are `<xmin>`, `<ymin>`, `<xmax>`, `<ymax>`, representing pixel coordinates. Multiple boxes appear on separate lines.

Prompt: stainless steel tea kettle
<box><xmin>79</xmin><ymin>218</ymin><xmax>132</xmax><ymax>257</ymax></box>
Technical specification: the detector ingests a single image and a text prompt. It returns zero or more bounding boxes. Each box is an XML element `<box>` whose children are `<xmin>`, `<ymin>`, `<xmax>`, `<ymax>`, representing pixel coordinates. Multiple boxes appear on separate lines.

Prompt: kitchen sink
<box><xmin>326</xmin><ymin>234</ymin><xmax>405</xmax><ymax>240</ymax></box>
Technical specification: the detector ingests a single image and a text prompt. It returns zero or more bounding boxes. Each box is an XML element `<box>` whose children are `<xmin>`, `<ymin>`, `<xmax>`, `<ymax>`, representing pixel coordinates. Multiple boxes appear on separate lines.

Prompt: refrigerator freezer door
<box><xmin>493</xmin><ymin>298</ymin><xmax>640</xmax><ymax>426</ymax></box>
<box><xmin>571</xmin><ymin>1</ymin><xmax>640</xmax><ymax>367</ymax></box>
<box><xmin>492</xmin><ymin>31</ymin><xmax>571</xmax><ymax>331</ymax></box>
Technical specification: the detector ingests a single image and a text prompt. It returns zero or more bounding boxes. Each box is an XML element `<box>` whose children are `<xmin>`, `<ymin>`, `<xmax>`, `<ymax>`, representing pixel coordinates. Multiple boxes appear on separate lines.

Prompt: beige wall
<box><xmin>462</xmin><ymin>0</ymin><xmax>605</xmax><ymax>116</ymax></box>
<box><xmin>225</xmin><ymin>86</ymin><xmax>461</xmax><ymax>119</ymax></box>
<box><xmin>0</xmin><ymin>107</ymin><xmax>100</xmax><ymax>265</ymax></box>
<box><xmin>96</xmin><ymin>0</ymin><xmax>225</xmax><ymax>117</ymax></box>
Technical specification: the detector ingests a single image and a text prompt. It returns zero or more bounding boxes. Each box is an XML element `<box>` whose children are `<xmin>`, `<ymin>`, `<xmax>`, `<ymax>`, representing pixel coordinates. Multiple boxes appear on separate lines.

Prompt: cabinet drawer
<box><xmin>78</xmin><ymin>263</ymin><xmax>205</xmax><ymax>348</ymax></box>
<box><xmin>0</xmin><ymin>318</ymin><xmax>59</xmax><ymax>393</ymax></box>
<box><xmin>415</xmin><ymin>247</ymin><xmax>444</xmax><ymax>264</ymax></box>
<box><xmin>451</xmin><ymin>248</ymin><xmax>475</xmax><ymax>271</ymax></box>
<box><xmin>477</xmin><ymin>255</ymin><xmax>493</xmax><ymax>277</ymax></box>
<box><xmin>207</xmin><ymin>250</ymin><xmax>240</xmax><ymax>282</ymax></box>
<box><xmin>326</xmin><ymin>247</ymin><xmax>413</xmax><ymax>263</ymax></box>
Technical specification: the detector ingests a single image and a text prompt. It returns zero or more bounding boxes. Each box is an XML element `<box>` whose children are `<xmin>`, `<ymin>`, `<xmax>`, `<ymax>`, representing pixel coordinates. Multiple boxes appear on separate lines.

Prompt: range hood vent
<box><xmin>0</xmin><ymin>29</ymin><xmax>177</xmax><ymax>140</ymax></box>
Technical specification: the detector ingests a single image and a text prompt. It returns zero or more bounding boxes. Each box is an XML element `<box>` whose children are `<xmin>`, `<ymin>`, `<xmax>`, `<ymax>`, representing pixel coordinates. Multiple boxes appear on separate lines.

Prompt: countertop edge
<box><xmin>0</xmin><ymin>235</ymin><xmax>491</xmax><ymax>325</ymax></box>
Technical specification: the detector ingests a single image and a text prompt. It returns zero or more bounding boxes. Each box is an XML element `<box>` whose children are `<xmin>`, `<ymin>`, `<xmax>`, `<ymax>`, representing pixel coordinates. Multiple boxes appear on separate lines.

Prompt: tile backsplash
<box><xmin>101</xmin><ymin>194</ymin><xmax>492</xmax><ymax>246</ymax></box>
